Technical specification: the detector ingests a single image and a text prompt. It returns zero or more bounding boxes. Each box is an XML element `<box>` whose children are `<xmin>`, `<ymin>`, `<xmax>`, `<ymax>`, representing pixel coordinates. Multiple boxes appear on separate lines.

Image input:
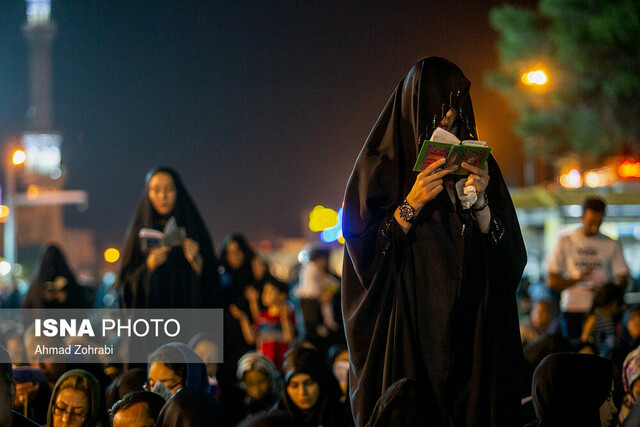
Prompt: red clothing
<box><xmin>254</xmin><ymin>302</ymin><xmax>295</xmax><ymax>369</ymax></box>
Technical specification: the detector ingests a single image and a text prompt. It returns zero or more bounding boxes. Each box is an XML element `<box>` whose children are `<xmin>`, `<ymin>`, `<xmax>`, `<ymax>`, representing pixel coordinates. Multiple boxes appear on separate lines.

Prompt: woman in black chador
<box><xmin>118</xmin><ymin>167</ymin><xmax>221</xmax><ymax>308</ymax></box>
<box><xmin>342</xmin><ymin>57</ymin><xmax>527</xmax><ymax>426</ymax></box>
<box><xmin>23</xmin><ymin>244</ymin><xmax>86</xmax><ymax>309</ymax></box>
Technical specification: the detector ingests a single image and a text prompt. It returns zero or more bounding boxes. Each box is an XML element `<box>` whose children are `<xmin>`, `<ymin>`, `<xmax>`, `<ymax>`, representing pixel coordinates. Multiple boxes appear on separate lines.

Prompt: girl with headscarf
<box><xmin>619</xmin><ymin>346</ymin><xmax>640</xmax><ymax>424</ymax></box>
<box><xmin>218</xmin><ymin>233</ymin><xmax>266</xmax><ymax>403</ymax></box>
<box><xmin>146</xmin><ymin>342</ymin><xmax>209</xmax><ymax>400</ymax></box>
<box><xmin>118</xmin><ymin>167</ymin><xmax>221</xmax><ymax>308</ymax></box>
<box><xmin>528</xmin><ymin>353</ymin><xmax>615</xmax><ymax>426</ymax></box>
<box><xmin>46</xmin><ymin>369</ymin><xmax>107</xmax><ymax>427</ymax></box>
<box><xmin>23</xmin><ymin>244</ymin><xmax>86</xmax><ymax>309</ymax></box>
<box><xmin>342</xmin><ymin>57</ymin><xmax>527</xmax><ymax>426</ymax></box>
<box><xmin>234</xmin><ymin>351</ymin><xmax>282</xmax><ymax>422</ymax></box>
<box><xmin>275</xmin><ymin>343</ymin><xmax>350</xmax><ymax>427</ymax></box>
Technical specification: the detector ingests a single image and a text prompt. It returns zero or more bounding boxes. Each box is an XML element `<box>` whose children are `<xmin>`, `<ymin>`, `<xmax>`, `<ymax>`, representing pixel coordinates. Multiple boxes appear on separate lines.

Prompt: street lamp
<box><xmin>522</xmin><ymin>70</ymin><xmax>548</xmax><ymax>86</ymax></box>
<box><xmin>3</xmin><ymin>147</ymin><xmax>25</xmax><ymax>286</ymax></box>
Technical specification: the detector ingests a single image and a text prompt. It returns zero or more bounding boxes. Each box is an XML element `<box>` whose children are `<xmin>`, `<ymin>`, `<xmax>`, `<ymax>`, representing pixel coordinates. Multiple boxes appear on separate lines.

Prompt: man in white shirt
<box><xmin>547</xmin><ymin>197</ymin><xmax>629</xmax><ymax>340</ymax></box>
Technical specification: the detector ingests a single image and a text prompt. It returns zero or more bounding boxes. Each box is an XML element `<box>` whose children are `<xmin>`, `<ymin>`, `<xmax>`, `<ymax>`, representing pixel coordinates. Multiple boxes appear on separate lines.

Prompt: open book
<box><xmin>138</xmin><ymin>216</ymin><xmax>187</xmax><ymax>251</ymax></box>
<box><xmin>413</xmin><ymin>127</ymin><xmax>491</xmax><ymax>175</ymax></box>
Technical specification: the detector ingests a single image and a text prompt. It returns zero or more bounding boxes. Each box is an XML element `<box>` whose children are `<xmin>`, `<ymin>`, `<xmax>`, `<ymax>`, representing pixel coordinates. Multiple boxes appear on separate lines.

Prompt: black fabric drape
<box><xmin>341</xmin><ymin>57</ymin><xmax>527</xmax><ymax>426</ymax></box>
<box><xmin>117</xmin><ymin>167</ymin><xmax>221</xmax><ymax>308</ymax></box>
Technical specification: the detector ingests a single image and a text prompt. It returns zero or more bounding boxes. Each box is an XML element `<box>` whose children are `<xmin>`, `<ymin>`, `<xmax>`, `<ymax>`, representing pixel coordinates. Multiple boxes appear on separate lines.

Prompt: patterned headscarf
<box><xmin>623</xmin><ymin>346</ymin><xmax>640</xmax><ymax>393</ymax></box>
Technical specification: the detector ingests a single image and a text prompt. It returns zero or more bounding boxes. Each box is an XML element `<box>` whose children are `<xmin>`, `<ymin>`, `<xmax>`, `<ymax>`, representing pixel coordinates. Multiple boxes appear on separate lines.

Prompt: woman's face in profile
<box><xmin>148</xmin><ymin>172</ymin><xmax>177</xmax><ymax>216</ymax></box>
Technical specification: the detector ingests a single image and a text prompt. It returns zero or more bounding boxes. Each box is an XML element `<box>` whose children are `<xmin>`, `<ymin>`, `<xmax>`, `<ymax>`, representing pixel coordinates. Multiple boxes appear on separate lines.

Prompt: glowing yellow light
<box><xmin>618</xmin><ymin>160</ymin><xmax>640</xmax><ymax>179</ymax></box>
<box><xmin>309</xmin><ymin>205</ymin><xmax>338</xmax><ymax>232</ymax></box>
<box><xmin>0</xmin><ymin>205</ymin><xmax>9</xmax><ymax>220</ymax></box>
<box><xmin>559</xmin><ymin>169</ymin><xmax>582</xmax><ymax>188</ymax></box>
<box><xmin>584</xmin><ymin>171</ymin><xmax>601</xmax><ymax>188</ymax></box>
<box><xmin>12</xmin><ymin>149</ymin><xmax>26</xmax><ymax>165</ymax></box>
<box><xmin>104</xmin><ymin>248</ymin><xmax>120</xmax><ymax>263</ymax></box>
<box><xmin>26</xmin><ymin>185</ymin><xmax>40</xmax><ymax>200</ymax></box>
<box><xmin>522</xmin><ymin>70</ymin><xmax>548</xmax><ymax>85</ymax></box>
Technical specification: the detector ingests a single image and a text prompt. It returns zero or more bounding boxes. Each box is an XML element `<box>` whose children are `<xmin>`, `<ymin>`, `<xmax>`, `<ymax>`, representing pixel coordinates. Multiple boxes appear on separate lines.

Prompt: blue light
<box><xmin>320</xmin><ymin>208</ymin><xmax>343</xmax><ymax>242</ymax></box>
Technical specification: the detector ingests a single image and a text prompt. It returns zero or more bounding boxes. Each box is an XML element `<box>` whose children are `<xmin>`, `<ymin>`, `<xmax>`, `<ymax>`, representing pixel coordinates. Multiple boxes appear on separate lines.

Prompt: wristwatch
<box><xmin>471</xmin><ymin>193</ymin><xmax>488</xmax><ymax>212</ymax></box>
<box><xmin>399</xmin><ymin>198</ymin><xmax>417</xmax><ymax>223</ymax></box>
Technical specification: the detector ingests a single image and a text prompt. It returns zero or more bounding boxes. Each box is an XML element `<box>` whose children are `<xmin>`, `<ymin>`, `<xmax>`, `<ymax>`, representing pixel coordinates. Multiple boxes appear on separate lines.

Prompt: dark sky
<box><xmin>1</xmin><ymin>0</ymin><xmax>535</xmax><ymax>251</ymax></box>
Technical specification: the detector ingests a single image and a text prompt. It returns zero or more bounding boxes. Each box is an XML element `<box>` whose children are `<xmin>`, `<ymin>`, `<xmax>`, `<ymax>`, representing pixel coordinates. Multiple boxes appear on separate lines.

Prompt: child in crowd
<box><xmin>520</xmin><ymin>299</ymin><xmax>553</xmax><ymax>346</ymax></box>
<box><xmin>581</xmin><ymin>283</ymin><xmax>624</xmax><ymax>357</ymax></box>
<box><xmin>230</xmin><ymin>279</ymin><xmax>295</xmax><ymax>368</ymax></box>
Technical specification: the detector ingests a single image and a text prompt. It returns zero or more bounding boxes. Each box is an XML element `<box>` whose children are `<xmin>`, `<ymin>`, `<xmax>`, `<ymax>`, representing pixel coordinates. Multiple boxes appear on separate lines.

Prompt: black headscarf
<box><xmin>117</xmin><ymin>167</ymin><xmax>221</xmax><ymax>308</ymax></box>
<box><xmin>342</xmin><ymin>57</ymin><xmax>526</xmax><ymax>426</ymax></box>
<box><xmin>532</xmin><ymin>353</ymin><xmax>613</xmax><ymax>426</ymax></box>
<box><xmin>22</xmin><ymin>244</ymin><xmax>85</xmax><ymax>309</ymax></box>
<box><xmin>155</xmin><ymin>387</ymin><xmax>223</xmax><ymax>427</ymax></box>
<box><xmin>219</xmin><ymin>233</ymin><xmax>259</xmax><ymax>307</ymax></box>
<box><xmin>276</xmin><ymin>343</ymin><xmax>345</xmax><ymax>427</ymax></box>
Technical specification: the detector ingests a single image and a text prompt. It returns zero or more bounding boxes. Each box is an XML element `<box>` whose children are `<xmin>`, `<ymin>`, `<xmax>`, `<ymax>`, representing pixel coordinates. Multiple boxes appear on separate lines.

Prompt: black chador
<box><xmin>342</xmin><ymin>57</ymin><xmax>527</xmax><ymax>426</ymax></box>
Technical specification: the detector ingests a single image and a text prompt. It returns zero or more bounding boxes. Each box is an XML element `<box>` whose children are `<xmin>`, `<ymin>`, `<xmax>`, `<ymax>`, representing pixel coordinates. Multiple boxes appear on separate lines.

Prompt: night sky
<box><xmin>0</xmin><ymin>0</ymin><xmax>536</xmax><ymax>251</ymax></box>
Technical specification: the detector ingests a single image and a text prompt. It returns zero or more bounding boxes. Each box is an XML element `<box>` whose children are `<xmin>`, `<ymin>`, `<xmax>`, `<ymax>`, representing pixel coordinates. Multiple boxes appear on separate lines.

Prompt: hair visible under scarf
<box><xmin>149</xmin><ymin>342</ymin><xmax>209</xmax><ymax>394</ymax></box>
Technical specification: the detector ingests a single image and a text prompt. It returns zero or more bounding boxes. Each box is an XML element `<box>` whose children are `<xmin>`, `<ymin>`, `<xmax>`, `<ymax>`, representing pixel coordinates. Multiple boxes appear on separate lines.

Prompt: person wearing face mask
<box><xmin>146</xmin><ymin>342</ymin><xmax>209</xmax><ymax>401</ymax></box>
<box><xmin>342</xmin><ymin>57</ymin><xmax>526</xmax><ymax>426</ymax></box>
<box><xmin>118</xmin><ymin>167</ymin><xmax>221</xmax><ymax>309</ymax></box>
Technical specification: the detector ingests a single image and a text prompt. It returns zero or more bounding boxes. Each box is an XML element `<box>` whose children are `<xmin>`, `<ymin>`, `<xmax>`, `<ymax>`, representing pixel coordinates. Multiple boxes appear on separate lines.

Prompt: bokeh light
<box><xmin>309</xmin><ymin>205</ymin><xmax>338</xmax><ymax>232</ymax></box>
<box><xmin>104</xmin><ymin>248</ymin><xmax>120</xmax><ymax>263</ymax></box>
<box><xmin>522</xmin><ymin>70</ymin><xmax>548</xmax><ymax>85</ymax></box>
<box><xmin>12</xmin><ymin>149</ymin><xmax>26</xmax><ymax>165</ymax></box>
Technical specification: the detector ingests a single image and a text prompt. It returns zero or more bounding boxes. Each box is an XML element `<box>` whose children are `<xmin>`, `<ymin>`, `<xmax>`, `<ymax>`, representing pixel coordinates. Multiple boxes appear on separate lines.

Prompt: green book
<box><xmin>413</xmin><ymin>128</ymin><xmax>492</xmax><ymax>175</ymax></box>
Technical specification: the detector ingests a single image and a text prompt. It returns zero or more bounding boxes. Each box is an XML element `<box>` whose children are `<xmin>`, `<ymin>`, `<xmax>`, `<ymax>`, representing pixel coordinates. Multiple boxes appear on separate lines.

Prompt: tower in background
<box><xmin>8</xmin><ymin>0</ymin><xmax>95</xmax><ymax>280</ymax></box>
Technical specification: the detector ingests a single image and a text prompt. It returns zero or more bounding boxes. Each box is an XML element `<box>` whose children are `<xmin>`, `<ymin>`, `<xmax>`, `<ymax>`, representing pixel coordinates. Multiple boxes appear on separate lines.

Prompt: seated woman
<box><xmin>146</xmin><ymin>342</ymin><xmax>209</xmax><ymax>400</ymax></box>
<box><xmin>233</xmin><ymin>351</ymin><xmax>281</xmax><ymax>424</ymax></box>
<box><xmin>274</xmin><ymin>343</ymin><xmax>350</xmax><ymax>427</ymax></box>
<box><xmin>46</xmin><ymin>369</ymin><xmax>106</xmax><ymax>427</ymax></box>
<box><xmin>118</xmin><ymin>167</ymin><xmax>220</xmax><ymax>308</ymax></box>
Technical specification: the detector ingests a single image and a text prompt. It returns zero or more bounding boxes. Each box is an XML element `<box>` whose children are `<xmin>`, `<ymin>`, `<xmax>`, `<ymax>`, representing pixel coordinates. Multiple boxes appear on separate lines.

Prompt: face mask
<box><xmin>151</xmin><ymin>381</ymin><xmax>174</xmax><ymax>401</ymax></box>
<box><xmin>332</xmin><ymin>360</ymin><xmax>349</xmax><ymax>389</ymax></box>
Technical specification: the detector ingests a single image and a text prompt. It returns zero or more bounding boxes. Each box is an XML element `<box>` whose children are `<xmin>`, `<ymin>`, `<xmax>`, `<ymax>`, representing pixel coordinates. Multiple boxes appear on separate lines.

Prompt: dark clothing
<box><xmin>276</xmin><ymin>344</ymin><xmax>350</xmax><ymax>427</ymax></box>
<box><xmin>11</xmin><ymin>411</ymin><xmax>40</xmax><ymax>427</ymax></box>
<box><xmin>22</xmin><ymin>244</ymin><xmax>86</xmax><ymax>309</ymax></box>
<box><xmin>118</xmin><ymin>167</ymin><xmax>221</xmax><ymax>309</ymax></box>
<box><xmin>156</xmin><ymin>387</ymin><xmax>223</xmax><ymax>427</ymax></box>
<box><xmin>530</xmin><ymin>353</ymin><xmax>613</xmax><ymax>426</ymax></box>
<box><xmin>342</xmin><ymin>57</ymin><xmax>526</xmax><ymax>426</ymax></box>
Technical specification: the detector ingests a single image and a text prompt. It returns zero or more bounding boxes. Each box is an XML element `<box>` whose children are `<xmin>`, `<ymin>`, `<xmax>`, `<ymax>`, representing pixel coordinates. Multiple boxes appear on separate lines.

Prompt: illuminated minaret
<box><xmin>18</xmin><ymin>0</ymin><xmax>65</xmax><ymax>249</ymax></box>
<box><xmin>22</xmin><ymin>0</ymin><xmax>63</xmax><ymax>180</ymax></box>
<box><xmin>14</xmin><ymin>0</ymin><xmax>94</xmax><ymax>277</ymax></box>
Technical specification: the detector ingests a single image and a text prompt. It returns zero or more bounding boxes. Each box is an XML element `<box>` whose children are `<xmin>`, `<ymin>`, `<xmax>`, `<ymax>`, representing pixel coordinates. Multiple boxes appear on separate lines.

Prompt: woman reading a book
<box><xmin>118</xmin><ymin>167</ymin><xmax>221</xmax><ymax>308</ymax></box>
<box><xmin>342</xmin><ymin>57</ymin><xmax>526</xmax><ymax>426</ymax></box>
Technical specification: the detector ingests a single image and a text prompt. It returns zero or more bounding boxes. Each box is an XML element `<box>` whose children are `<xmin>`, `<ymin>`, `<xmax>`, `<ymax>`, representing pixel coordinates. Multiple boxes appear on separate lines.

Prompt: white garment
<box><xmin>547</xmin><ymin>229</ymin><xmax>629</xmax><ymax>313</ymax></box>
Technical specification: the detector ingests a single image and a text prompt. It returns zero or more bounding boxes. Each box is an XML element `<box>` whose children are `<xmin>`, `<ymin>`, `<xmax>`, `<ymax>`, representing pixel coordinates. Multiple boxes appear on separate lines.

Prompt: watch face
<box><xmin>400</xmin><ymin>201</ymin><xmax>414</xmax><ymax>222</ymax></box>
